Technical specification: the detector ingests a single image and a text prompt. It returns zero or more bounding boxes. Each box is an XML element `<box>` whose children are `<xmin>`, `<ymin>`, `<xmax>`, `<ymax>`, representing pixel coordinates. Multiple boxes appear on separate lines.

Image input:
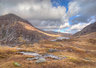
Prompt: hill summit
<box><xmin>0</xmin><ymin>13</ymin><xmax>60</xmax><ymax>45</ymax></box>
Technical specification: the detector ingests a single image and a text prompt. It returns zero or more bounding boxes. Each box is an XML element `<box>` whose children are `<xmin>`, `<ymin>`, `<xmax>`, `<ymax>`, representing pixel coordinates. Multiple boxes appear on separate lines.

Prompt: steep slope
<box><xmin>74</xmin><ymin>22</ymin><xmax>96</xmax><ymax>36</ymax></box>
<box><xmin>0</xmin><ymin>14</ymin><xmax>60</xmax><ymax>45</ymax></box>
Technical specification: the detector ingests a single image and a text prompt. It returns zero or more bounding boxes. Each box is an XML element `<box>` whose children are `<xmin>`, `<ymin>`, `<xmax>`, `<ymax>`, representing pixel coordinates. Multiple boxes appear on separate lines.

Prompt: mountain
<box><xmin>74</xmin><ymin>22</ymin><xmax>96</xmax><ymax>36</ymax></box>
<box><xmin>0</xmin><ymin>14</ymin><xmax>60</xmax><ymax>45</ymax></box>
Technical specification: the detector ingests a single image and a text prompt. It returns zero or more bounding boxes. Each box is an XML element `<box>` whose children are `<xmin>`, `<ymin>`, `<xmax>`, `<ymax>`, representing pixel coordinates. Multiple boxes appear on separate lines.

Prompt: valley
<box><xmin>0</xmin><ymin>33</ymin><xmax>96</xmax><ymax>68</ymax></box>
<box><xmin>0</xmin><ymin>0</ymin><xmax>96</xmax><ymax>68</ymax></box>
<box><xmin>0</xmin><ymin>14</ymin><xmax>96</xmax><ymax>68</ymax></box>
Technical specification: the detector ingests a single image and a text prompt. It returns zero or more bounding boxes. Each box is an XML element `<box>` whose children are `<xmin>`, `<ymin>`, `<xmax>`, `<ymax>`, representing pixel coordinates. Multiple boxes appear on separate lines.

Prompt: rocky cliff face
<box><xmin>0</xmin><ymin>14</ymin><xmax>49</xmax><ymax>45</ymax></box>
<box><xmin>74</xmin><ymin>22</ymin><xmax>96</xmax><ymax>36</ymax></box>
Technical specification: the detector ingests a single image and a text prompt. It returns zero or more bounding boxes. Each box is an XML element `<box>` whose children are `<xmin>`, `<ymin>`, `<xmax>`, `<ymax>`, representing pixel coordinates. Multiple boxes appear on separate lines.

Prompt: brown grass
<box><xmin>0</xmin><ymin>36</ymin><xmax>96</xmax><ymax>68</ymax></box>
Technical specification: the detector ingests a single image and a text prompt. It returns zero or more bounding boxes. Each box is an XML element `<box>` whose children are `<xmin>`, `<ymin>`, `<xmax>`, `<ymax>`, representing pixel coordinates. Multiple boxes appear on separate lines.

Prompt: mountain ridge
<box><xmin>0</xmin><ymin>13</ymin><xmax>60</xmax><ymax>45</ymax></box>
<box><xmin>74</xmin><ymin>22</ymin><xmax>96</xmax><ymax>36</ymax></box>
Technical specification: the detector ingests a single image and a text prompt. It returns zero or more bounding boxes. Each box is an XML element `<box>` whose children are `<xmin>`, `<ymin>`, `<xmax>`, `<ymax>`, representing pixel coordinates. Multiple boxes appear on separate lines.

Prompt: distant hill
<box><xmin>74</xmin><ymin>22</ymin><xmax>96</xmax><ymax>36</ymax></box>
<box><xmin>0</xmin><ymin>14</ymin><xmax>60</xmax><ymax>45</ymax></box>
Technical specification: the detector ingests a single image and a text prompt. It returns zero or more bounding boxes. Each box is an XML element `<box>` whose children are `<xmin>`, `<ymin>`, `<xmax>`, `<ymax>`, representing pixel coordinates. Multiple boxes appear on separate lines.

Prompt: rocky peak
<box><xmin>74</xmin><ymin>22</ymin><xmax>96</xmax><ymax>36</ymax></box>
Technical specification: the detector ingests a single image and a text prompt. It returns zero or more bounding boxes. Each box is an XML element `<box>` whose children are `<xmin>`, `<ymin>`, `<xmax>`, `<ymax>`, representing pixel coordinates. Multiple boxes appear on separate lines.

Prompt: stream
<box><xmin>18</xmin><ymin>51</ymin><xmax>66</xmax><ymax>60</ymax></box>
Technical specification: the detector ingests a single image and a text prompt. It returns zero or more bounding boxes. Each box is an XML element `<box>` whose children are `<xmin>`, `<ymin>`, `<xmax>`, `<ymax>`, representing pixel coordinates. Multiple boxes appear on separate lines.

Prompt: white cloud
<box><xmin>60</xmin><ymin>0</ymin><xmax>80</xmax><ymax>30</ymax></box>
<box><xmin>0</xmin><ymin>0</ymin><xmax>96</xmax><ymax>33</ymax></box>
<box><xmin>70</xmin><ymin>23</ymin><xmax>91</xmax><ymax>31</ymax></box>
<box><xmin>0</xmin><ymin>0</ymin><xmax>69</xmax><ymax>32</ymax></box>
<box><xmin>71</xmin><ymin>0</ymin><xmax>96</xmax><ymax>23</ymax></box>
<box><xmin>60</xmin><ymin>22</ymin><xmax>70</xmax><ymax>28</ymax></box>
<box><xmin>0</xmin><ymin>0</ymin><xmax>66</xmax><ymax>20</ymax></box>
<box><xmin>67</xmin><ymin>1</ymin><xmax>80</xmax><ymax>17</ymax></box>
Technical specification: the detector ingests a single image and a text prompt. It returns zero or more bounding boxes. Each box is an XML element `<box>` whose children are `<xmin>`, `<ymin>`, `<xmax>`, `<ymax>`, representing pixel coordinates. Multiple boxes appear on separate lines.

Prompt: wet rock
<box><xmin>43</xmin><ymin>54</ymin><xmax>61</xmax><ymax>60</ymax></box>
<box><xmin>84</xmin><ymin>58</ymin><xmax>91</xmax><ymax>61</ymax></box>
<box><xmin>19</xmin><ymin>51</ymin><xmax>66</xmax><ymax>62</ymax></box>
<box><xmin>27</xmin><ymin>57</ymin><xmax>40</xmax><ymax>61</ymax></box>
<box><xmin>35</xmin><ymin>57</ymin><xmax>46</xmax><ymax>63</ymax></box>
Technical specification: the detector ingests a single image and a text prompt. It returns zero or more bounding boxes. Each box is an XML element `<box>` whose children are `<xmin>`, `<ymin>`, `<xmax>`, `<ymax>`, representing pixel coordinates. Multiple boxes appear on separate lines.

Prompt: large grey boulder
<box><xmin>35</xmin><ymin>57</ymin><xmax>46</xmax><ymax>63</ymax></box>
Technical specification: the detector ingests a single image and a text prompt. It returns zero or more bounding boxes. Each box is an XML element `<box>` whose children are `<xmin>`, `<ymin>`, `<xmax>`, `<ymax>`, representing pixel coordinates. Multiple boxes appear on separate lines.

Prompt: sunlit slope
<box><xmin>19</xmin><ymin>21</ymin><xmax>61</xmax><ymax>37</ymax></box>
<box><xmin>0</xmin><ymin>14</ymin><xmax>61</xmax><ymax>45</ymax></box>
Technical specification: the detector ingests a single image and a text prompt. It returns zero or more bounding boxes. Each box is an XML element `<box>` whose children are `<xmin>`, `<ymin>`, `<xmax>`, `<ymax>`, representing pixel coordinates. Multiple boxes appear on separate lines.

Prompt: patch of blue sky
<box><xmin>69</xmin><ymin>15</ymin><xmax>81</xmax><ymax>25</ymax></box>
<box><xmin>51</xmin><ymin>0</ymin><xmax>71</xmax><ymax>12</ymax></box>
<box><xmin>53</xmin><ymin>27</ymin><xmax>69</xmax><ymax>33</ymax></box>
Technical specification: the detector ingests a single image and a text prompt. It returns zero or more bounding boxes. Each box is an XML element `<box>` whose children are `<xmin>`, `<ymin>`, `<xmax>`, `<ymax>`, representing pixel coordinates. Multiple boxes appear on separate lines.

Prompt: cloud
<box><xmin>0</xmin><ymin>0</ymin><xmax>68</xmax><ymax>31</ymax></box>
<box><xmin>60</xmin><ymin>0</ymin><xmax>96</xmax><ymax>33</ymax></box>
<box><xmin>62</xmin><ymin>22</ymin><xmax>91</xmax><ymax>34</ymax></box>
<box><xmin>71</xmin><ymin>0</ymin><xmax>96</xmax><ymax>23</ymax></box>
<box><xmin>64</xmin><ymin>17</ymin><xmax>96</xmax><ymax>34</ymax></box>
<box><xmin>0</xmin><ymin>0</ymin><xmax>96</xmax><ymax>33</ymax></box>
<box><xmin>0</xmin><ymin>0</ymin><xmax>66</xmax><ymax>20</ymax></box>
<box><xmin>70</xmin><ymin>23</ymin><xmax>91</xmax><ymax>31</ymax></box>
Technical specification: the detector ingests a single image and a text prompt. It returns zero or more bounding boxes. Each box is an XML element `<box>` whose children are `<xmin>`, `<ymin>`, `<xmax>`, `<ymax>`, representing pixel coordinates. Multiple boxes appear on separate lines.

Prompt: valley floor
<box><xmin>0</xmin><ymin>36</ymin><xmax>96</xmax><ymax>68</ymax></box>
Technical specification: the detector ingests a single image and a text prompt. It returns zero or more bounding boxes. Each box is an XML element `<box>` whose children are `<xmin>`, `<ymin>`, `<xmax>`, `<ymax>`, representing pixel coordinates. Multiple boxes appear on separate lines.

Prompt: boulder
<box><xmin>35</xmin><ymin>57</ymin><xmax>46</xmax><ymax>63</ymax></box>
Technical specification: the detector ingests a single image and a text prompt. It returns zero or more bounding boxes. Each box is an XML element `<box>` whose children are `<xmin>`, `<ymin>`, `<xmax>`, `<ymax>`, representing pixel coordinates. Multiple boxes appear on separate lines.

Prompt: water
<box><xmin>57</xmin><ymin>37</ymin><xmax>70</xmax><ymax>40</ymax></box>
<box><xmin>19</xmin><ymin>51</ymin><xmax>67</xmax><ymax>61</ymax></box>
<box><xmin>19</xmin><ymin>51</ymin><xmax>63</xmax><ymax>60</ymax></box>
<box><xmin>51</xmin><ymin>37</ymin><xmax>70</xmax><ymax>41</ymax></box>
<box><xmin>19</xmin><ymin>52</ymin><xmax>41</xmax><ymax>56</ymax></box>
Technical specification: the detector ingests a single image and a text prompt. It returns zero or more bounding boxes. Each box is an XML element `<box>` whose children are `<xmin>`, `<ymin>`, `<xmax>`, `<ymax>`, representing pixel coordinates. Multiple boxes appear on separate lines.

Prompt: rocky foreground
<box><xmin>0</xmin><ymin>34</ymin><xmax>96</xmax><ymax>68</ymax></box>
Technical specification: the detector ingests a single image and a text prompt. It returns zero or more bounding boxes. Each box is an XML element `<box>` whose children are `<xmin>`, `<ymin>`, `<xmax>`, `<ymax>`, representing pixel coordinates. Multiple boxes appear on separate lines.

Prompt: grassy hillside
<box><xmin>0</xmin><ymin>35</ymin><xmax>96</xmax><ymax>68</ymax></box>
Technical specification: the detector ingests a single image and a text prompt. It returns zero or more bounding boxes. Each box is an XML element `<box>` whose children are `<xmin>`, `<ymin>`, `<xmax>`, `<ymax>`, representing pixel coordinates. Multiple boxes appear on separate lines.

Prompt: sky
<box><xmin>0</xmin><ymin>0</ymin><xmax>96</xmax><ymax>34</ymax></box>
